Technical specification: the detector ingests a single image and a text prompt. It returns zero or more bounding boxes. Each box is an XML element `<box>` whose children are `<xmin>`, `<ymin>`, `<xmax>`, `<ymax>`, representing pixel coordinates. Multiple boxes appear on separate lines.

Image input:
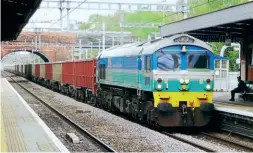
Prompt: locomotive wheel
<box><xmin>67</xmin><ymin>88</ymin><xmax>71</xmax><ymax>97</ymax></box>
<box><xmin>65</xmin><ymin>87</ymin><xmax>68</xmax><ymax>95</ymax></box>
<box><xmin>94</xmin><ymin>97</ymin><xmax>99</xmax><ymax>107</ymax></box>
<box><xmin>95</xmin><ymin>91</ymin><xmax>101</xmax><ymax>107</ymax></box>
<box><xmin>131</xmin><ymin>98</ymin><xmax>138</xmax><ymax>120</ymax></box>
<box><xmin>146</xmin><ymin>103</ymin><xmax>154</xmax><ymax>125</ymax></box>
<box><xmin>139</xmin><ymin>110</ymin><xmax>147</xmax><ymax>123</ymax></box>
<box><xmin>147</xmin><ymin>110</ymin><xmax>152</xmax><ymax>125</ymax></box>
<box><xmin>91</xmin><ymin>95</ymin><xmax>96</xmax><ymax>105</ymax></box>
<box><xmin>74</xmin><ymin>89</ymin><xmax>78</xmax><ymax>99</ymax></box>
<box><xmin>76</xmin><ymin>90</ymin><xmax>80</xmax><ymax>101</ymax></box>
<box><xmin>107</xmin><ymin>98</ymin><xmax>112</xmax><ymax>112</ymax></box>
<box><xmin>98</xmin><ymin>97</ymin><xmax>103</xmax><ymax>108</ymax></box>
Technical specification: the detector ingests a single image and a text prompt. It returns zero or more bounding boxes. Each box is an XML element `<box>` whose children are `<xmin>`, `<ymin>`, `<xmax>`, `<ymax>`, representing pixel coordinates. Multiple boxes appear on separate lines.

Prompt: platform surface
<box><xmin>0</xmin><ymin>78</ymin><xmax>69</xmax><ymax>152</ymax></box>
<box><xmin>213</xmin><ymin>92</ymin><xmax>253</xmax><ymax>117</ymax></box>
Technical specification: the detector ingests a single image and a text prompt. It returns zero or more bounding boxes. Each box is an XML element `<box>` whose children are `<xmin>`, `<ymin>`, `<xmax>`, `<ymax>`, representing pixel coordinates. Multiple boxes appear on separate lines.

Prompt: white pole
<box><xmin>183</xmin><ymin>0</ymin><xmax>188</xmax><ymax>19</ymax></box>
<box><xmin>33</xmin><ymin>38</ymin><xmax>35</xmax><ymax>64</ymax></box>
<box><xmin>163</xmin><ymin>6</ymin><xmax>165</xmax><ymax>24</ymax></box>
<box><xmin>85</xmin><ymin>49</ymin><xmax>88</xmax><ymax>59</ymax></box>
<box><xmin>227</xmin><ymin>60</ymin><xmax>229</xmax><ymax>91</ymax></box>
<box><xmin>98</xmin><ymin>39</ymin><xmax>101</xmax><ymax>53</ymax></box>
<box><xmin>72</xmin><ymin>46</ymin><xmax>74</xmax><ymax>61</ymax></box>
<box><xmin>91</xmin><ymin>42</ymin><xmax>93</xmax><ymax>58</ymax></box>
<box><xmin>112</xmin><ymin>36</ymin><xmax>114</xmax><ymax>47</ymax></box>
<box><xmin>67</xmin><ymin>8</ymin><xmax>70</xmax><ymax>31</ymax></box>
<box><xmin>102</xmin><ymin>23</ymin><xmax>105</xmax><ymax>51</ymax></box>
<box><xmin>120</xmin><ymin>12</ymin><xmax>124</xmax><ymax>45</ymax></box>
<box><xmin>238</xmin><ymin>43</ymin><xmax>241</xmax><ymax>70</ymax></box>
<box><xmin>39</xmin><ymin>33</ymin><xmax>41</xmax><ymax>49</ymax></box>
<box><xmin>79</xmin><ymin>39</ymin><xmax>82</xmax><ymax>60</ymax></box>
<box><xmin>35</xmin><ymin>35</ymin><xmax>37</xmax><ymax>52</ymax></box>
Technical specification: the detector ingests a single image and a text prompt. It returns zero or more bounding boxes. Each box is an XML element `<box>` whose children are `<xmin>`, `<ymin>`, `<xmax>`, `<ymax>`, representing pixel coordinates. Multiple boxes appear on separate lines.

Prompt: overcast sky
<box><xmin>26</xmin><ymin>0</ymin><xmax>178</xmax><ymax>29</ymax></box>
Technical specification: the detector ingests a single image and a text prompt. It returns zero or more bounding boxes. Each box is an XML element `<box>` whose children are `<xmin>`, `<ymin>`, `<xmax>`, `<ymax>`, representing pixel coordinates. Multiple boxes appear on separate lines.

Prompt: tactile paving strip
<box><xmin>1</xmin><ymin>96</ymin><xmax>27</xmax><ymax>152</ymax></box>
<box><xmin>0</xmin><ymin>103</ymin><xmax>7</xmax><ymax>152</ymax></box>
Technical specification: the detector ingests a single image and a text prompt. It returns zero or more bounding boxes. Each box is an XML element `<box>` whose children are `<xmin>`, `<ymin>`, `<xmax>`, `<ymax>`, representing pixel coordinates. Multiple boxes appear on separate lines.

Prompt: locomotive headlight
<box><xmin>157</xmin><ymin>84</ymin><xmax>162</xmax><ymax>90</ymax></box>
<box><xmin>179</xmin><ymin>78</ymin><xmax>184</xmax><ymax>84</ymax></box>
<box><xmin>206</xmin><ymin>84</ymin><xmax>211</xmax><ymax>90</ymax></box>
<box><xmin>181</xmin><ymin>84</ymin><xmax>187</xmax><ymax>90</ymax></box>
<box><xmin>184</xmin><ymin>78</ymin><xmax>190</xmax><ymax>84</ymax></box>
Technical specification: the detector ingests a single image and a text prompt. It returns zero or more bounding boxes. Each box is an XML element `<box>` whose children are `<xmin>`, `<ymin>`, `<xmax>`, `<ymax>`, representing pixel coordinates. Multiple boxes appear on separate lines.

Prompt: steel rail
<box><xmin>200</xmin><ymin>132</ymin><xmax>253</xmax><ymax>152</ymax></box>
<box><xmin>3</xmin><ymin>72</ymin><xmax>116</xmax><ymax>153</ymax></box>
<box><xmin>160</xmin><ymin>131</ymin><xmax>216</xmax><ymax>152</ymax></box>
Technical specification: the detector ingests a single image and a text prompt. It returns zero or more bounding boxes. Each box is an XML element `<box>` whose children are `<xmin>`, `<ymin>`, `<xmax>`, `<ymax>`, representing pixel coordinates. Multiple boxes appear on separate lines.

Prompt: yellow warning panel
<box><xmin>0</xmin><ymin>103</ymin><xmax>7</xmax><ymax>152</ymax></box>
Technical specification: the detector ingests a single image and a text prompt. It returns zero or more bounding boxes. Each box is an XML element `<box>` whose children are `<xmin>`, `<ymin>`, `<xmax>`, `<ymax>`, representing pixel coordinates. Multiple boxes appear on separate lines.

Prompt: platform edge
<box><xmin>5</xmin><ymin>79</ymin><xmax>69</xmax><ymax>153</ymax></box>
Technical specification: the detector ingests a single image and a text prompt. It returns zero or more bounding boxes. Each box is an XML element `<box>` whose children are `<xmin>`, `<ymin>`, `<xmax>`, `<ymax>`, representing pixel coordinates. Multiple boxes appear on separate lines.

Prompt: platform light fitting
<box><xmin>16</xmin><ymin>13</ymin><xmax>23</xmax><ymax>16</ymax></box>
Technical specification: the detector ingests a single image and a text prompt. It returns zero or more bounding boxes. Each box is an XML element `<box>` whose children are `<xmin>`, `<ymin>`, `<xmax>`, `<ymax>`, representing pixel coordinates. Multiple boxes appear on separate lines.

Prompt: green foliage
<box><xmin>210</xmin><ymin>42</ymin><xmax>239</xmax><ymax>72</ymax></box>
<box><xmin>188</xmin><ymin>0</ymin><xmax>248</xmax><ymax>17</ymax></box>
<box><xmin>79</xmin><ymin>23</ymin><xmax>92</xmax><ymax>30</ymax></box>
<box><xmin>78</xmin><ymin>49</ymin><xmax>99</xmax><ymax>59</ymax></box>
<box><xmin>87</xmin><ymin>49</ymin><xmax>99</xmax><ymax>58</ymax></box>
<box><xmin>83</xmin><ymin>11</ymin><xmax>166</xmax><ymax>38</ymax></box>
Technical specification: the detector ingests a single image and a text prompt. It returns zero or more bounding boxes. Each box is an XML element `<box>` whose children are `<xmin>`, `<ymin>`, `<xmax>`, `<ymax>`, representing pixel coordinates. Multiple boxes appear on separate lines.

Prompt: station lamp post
<box><xmin>87</xmin><ymin>41</ymin><xmax>93</xmax><ymax>59</ymax></box>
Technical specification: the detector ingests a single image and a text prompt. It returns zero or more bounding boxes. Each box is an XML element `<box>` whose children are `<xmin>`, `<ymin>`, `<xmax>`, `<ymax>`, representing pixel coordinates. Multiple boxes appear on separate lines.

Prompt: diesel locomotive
<box><xmin>96</xmin><ymin>34</ymin><xmax>215</xmax><ymax>127</ymax></box>
<box><xmin>5</xmin><ymin>34</ymin><xmax>215</xmax><ymax>127</ymax></box>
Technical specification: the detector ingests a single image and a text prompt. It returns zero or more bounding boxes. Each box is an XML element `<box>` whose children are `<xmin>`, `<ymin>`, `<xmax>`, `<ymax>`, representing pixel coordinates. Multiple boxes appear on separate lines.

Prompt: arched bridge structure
<box><xmin>0</xmin><ymin>32</ymin><xmax>77</xmax><ymax>62</ymax></box>
<box><xmin>1</xmin><ymin>49</ymin><xmax>50</xmax><ymax>62</ymax></box>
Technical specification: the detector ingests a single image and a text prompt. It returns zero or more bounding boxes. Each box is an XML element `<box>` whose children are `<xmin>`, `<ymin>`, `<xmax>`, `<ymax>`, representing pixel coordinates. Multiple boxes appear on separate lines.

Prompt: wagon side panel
<box><xmin>32</xmin><ymin>64</ymin><xmax>36</xmax><ymax>76</ymax></box>
<box><xmin>45</xmin><ymin>64</ymin><xmax>53</xmax><ymax>80</ymax></box>
<box><xmin>35</xmin><ymin>64</ymin><xmax>40</xmax><ymax>77</ymax></box>
<box><xmin>83</xmin><ymin>59</ymin><xmax>97</xmax><ymax>94</ymax></box>
<box><xmin>74</xmin><ymin>61</ymin><xmax>84</xmax><ymax>87</ymax></box>
<box><xmin>52</xmin><ymin>63</ymin><xmax>62</xmax><ymax>83</ymax></box>
<box><xmin>40</xmin><ymin>64</ymin><xmax>46</xmax><ymax>79</ymax></box>
<box><xmin>62</xmin><ymin>62</ymin><xmax>74</xmax><ymax>85</ymax></box>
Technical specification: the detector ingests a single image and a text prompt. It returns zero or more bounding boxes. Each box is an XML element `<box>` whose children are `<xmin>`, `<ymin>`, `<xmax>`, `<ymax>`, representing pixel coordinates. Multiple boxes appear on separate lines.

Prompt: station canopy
<box><xmin>1</xmin><ymin>0</ymin><xmax>42</xmax><ymax>41</ymax></box>
<box><xmin>160</xmin><ymin>1</ymin><xmax>253</xmax><ymax>42</ymax></box>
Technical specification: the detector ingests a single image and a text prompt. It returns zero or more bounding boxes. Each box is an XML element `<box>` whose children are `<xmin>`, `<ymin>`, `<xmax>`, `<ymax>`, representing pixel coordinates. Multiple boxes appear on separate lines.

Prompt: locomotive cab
<box><xmin>151</xmin><ymin>37</ymin><xmax>215</xmax><ymax>127</ymax></box>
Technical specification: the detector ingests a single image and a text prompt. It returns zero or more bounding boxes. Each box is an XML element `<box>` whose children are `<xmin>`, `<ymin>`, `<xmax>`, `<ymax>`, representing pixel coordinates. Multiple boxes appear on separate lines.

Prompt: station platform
<box><xmin>0</xmin><ymin>78</ymin><xmax>69</xmax><ymax>152</ymax></box>
<box><xmin>213</xmin><ymin>92</ymin><xmax>253</xmax><ymax>117</ymax></box>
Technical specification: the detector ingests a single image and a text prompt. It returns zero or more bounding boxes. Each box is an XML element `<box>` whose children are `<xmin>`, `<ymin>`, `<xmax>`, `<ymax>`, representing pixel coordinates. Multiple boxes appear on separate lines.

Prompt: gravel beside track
<box><xmin>171</xmin><ymin>133</ymin><xmax>251</xmax><ymax>152</ymax></box>
<box><xmin>7</xmin><ymin>79</ymin><xmax>105</xmax><ymax>152</ymax></box>
<box><xmin>200</xmin><ymin>132</ymin><xmax>253</xmax><ymax>151</ymax></box>
<box><xmin>7</xmin><ymin>75</ymin><xmax>252</xmax><ymax>152</ymax></box>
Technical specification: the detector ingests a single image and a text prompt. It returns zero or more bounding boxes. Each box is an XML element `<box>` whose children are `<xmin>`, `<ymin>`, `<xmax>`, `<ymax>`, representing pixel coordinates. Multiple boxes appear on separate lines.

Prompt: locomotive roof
<box><xmin>99</xmin><ymin>34</ymin><xmax>213</xmax><ymax>58</ymax></box>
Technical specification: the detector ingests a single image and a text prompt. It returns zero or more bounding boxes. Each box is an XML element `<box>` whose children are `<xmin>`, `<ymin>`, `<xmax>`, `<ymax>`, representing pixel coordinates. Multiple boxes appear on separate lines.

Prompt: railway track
<box><xmin>4</xmin><ymin>71</ymin><xmax>253</xmax><ymax>152</ymax></box>
<box><xmin>200</xmin><ymin>132</ymin><xmax>253</xmax><ymax>152</ymax></box>
<box><xmin>160</xmin><ymin>131</ymin><xmax>216</xmax><ymax>152</ymax></box>
<box><xmin>158</xmin><ymin>129</ymin><xmax>253</xmax><ymax>152</ymax></box>
<box><xmin>3</xmin><ymin>72</ymin><xmax>116</xmax><ymax>153</ymax></box>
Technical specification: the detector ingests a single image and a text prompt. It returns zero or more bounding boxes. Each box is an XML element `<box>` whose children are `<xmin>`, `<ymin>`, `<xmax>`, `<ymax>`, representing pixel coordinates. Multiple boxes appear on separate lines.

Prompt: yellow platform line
<box><xmin>1</xmin><ymin>97</ymin><xmax>27</xmax><ymax>152</ymax></box>
<box><xmin>0</xmin><ymin>103</ymin><xmax>7</xmax><ymax>152</ymax></box>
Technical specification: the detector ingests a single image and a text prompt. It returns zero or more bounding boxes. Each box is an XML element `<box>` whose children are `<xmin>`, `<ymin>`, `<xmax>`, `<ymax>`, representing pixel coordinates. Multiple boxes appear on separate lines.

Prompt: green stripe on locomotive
<box><xmin>99</xmin><ymin>69</ymin><xmax>214</xmax><ymax>92</ymax></box>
